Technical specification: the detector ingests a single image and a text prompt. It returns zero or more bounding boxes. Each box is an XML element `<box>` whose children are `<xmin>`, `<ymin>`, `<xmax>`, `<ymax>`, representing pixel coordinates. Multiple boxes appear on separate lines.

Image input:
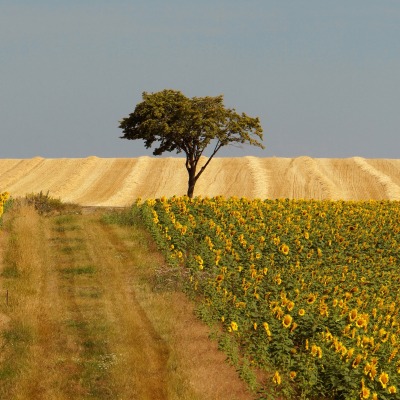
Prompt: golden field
<box><xmin>0</xmin><ymin>156</ymin><xmax>400</xmax><ymax>205</ymax></box>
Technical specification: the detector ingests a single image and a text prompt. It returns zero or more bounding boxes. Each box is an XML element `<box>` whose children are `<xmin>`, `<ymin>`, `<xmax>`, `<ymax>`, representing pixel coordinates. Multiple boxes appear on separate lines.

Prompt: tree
<box><xmin>119</xmin><ymin>89</ymin><xmax>264</xmax><ymax>198</ymax></box>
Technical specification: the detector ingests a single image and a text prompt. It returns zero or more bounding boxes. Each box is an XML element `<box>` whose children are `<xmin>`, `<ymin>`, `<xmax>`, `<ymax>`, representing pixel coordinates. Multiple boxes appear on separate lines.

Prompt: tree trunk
<box><xmin>187</xmin><ymin>168</ymin><xmax>196</xmax><ymax>198</ymax></box>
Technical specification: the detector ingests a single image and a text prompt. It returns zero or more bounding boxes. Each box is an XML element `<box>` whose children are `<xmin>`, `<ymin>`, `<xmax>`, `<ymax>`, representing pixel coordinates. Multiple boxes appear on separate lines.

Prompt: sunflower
<box><xmin>282</xmin><ymin>314</ymin><xmax>293</xmax><ymax>329</ymax></box>
<box><xmin>355</xmin><ymin>315</ymin><xmax>368</xmax><ymax>329</ymax></box>
<box><xmin>263</xmin><ymin>322</ymin><xmax>272</xmax><ymax>337</ymax></box>
<box><xmin>280</xmin><ymin>244</ymin><xmax>290</xmax><ymax>255</ymax></box>
<box><xmin>272</xmin><ymin>371</ymin><xmax>281</xmax><ymax>385</ymax></box>
<box><xmin>307</xmin><ymin>293</ymin><xmax>317</xmax><ymax>304</ymax></box>
<box><xmin>352</xmin><ymin>354</ymin><xmax>362</xmax><ymax>368</ymax></box>
<box><xmin>369</xmin><ymin>364</ymin><xmax>377</xmax><ymax>380</ymax></box>
<box><xmin>378</xmin><ymin>372</ymin><xmax>389</xmax><ymax>389</ymax></box>
<box><xmin>230</xmin><ymin>321</ymin><xmax>238</xmax><ymax>331</ymax></box>
<box><xmin>360</xmin><ymin>385</ymin><xmax>370</xmax><ymax>399</ymax></box>
<box><xmin>311</xmin><ymin>344</ymin><xmax>321</xmax><ymax>358</ymax></box>
<box><xmin>349</xmin><ymin>309</ymin><xmax>358</xmax><ymax>322</ymax></box>
<box><xmin>289</xmin><ymin>371</ymin><xmax>297</xmax><ymax>381</ymax></box>
<box><xmin>298</xmin><ymin>308</ymin><xmax>306</xmax><ymax>316</ymax></box>
<box><xmin>388</xmin><ymin>385</ymin><xmax>396</xmax><ymax>394</ymax></box>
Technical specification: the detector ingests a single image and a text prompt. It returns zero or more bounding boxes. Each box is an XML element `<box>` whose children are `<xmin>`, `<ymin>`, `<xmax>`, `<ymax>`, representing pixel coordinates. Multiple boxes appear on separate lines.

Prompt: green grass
<box><xmin>100</xmin><ymin>208</ymin><xmax>139</xmax><ymax>226</ymax></box>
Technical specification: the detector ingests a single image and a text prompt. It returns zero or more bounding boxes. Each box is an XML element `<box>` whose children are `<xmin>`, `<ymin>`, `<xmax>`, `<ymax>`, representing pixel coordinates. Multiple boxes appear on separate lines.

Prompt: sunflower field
<box><xmin>137</xmin><ymin>196</ymin><xmax>400</xmax><ymax>399</ymax></box>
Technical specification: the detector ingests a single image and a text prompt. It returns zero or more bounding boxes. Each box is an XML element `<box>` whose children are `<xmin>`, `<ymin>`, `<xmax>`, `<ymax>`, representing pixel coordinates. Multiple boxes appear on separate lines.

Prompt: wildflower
<box><xmin>378</xmin><ymin>372</ymin><xmax>389</xmax><ymax>389</ymax></box>
<box><xmin>253</xmin><ymin>322</ymin><xmax>257</xmax><ymax>330</ymax></box>
<box><xmin>289</xmin><ymin>371</ymin><xmax>297</xmax><ymax>381</ymax></box>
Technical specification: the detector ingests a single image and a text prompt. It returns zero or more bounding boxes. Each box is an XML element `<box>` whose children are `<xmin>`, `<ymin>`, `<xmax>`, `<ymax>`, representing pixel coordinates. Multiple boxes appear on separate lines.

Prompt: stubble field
<box><xmin>1</xmin><ymin>156</ymin><xmax>400</xmax><ymax>205</ymax></box>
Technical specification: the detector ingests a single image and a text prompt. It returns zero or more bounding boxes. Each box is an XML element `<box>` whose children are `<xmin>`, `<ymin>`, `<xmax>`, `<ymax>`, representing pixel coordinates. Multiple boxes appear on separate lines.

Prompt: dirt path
<box><xmin>0</xmin><ymin>206</ymin><xmax>254</xmax><ymax>400</ymax></box>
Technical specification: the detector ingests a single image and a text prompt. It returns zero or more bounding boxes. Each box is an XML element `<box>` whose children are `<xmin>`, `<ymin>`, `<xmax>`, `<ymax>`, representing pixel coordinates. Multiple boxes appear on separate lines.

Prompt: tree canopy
<box><xmin>119</xmin><ymin>89</ymin><xmax>264</xmax><ymax>197</ymax></box>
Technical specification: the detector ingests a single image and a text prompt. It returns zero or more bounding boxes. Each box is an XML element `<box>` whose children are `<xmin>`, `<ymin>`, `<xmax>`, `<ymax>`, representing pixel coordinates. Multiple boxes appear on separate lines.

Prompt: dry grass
<box><xmin>0</xmin><ymin>205</ymin><xmax>254</xmax><ymax>399</ymax></box>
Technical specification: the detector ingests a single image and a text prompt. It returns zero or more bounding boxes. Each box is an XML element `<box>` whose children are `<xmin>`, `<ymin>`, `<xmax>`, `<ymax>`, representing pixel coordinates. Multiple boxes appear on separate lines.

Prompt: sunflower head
<box><xmin>378</xmin><ymin>372</ymin><xmax>389</xmax><ymax>389</ymax></box>
<box><xmin>272</xmin><ymin>371</ymin><xmax>281</xmax><ymax>385</ymax></box>
<box><xmin>282</xmin><ymin>314</ymin><xmax>293</xmax><ymax>329</ymax></box>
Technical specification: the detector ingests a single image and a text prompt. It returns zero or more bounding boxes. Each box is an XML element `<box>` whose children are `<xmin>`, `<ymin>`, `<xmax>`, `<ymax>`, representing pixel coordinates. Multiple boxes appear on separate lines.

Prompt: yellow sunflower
<box><xmin>272</xmin><ymin>371</ymin><xmax>281</xmax><ymax>385</ymax></box>
<box><xmin>282</xmin><ymin>314</ymin><xmax>293</xmax><ymax>329</ymax></box>
<box><xmin>378</xmin><ymin>372</ymin><xmax>389</xmax><ymax>389</ymax></box>
<box><xmin>279</xmin><ymin>244</ymin><xmax>290</xmax><ymax>255</ymax></box>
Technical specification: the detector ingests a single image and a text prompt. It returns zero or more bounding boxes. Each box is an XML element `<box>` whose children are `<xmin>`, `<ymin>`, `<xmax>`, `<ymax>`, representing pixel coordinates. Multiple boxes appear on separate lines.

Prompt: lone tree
<box><xmin>119</xmin><ymin>89</ymin><xmax>264</xmax><ymax>198</ymax></box>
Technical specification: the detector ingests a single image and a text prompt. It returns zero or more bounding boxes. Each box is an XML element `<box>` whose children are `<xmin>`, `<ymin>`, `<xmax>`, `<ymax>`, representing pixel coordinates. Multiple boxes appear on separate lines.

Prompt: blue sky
<box><xmin>1</xmin><ymin>1</ymin><xmax>400</xmax><ymax>158</ymax></box>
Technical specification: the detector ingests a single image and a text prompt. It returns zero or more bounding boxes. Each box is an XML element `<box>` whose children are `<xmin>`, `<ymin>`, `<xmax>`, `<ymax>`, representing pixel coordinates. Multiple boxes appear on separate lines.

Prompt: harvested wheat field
<box><xmin>1</xmin><ymin>156</ymin><xmax>400</xmax><ymax>205</ymax></box>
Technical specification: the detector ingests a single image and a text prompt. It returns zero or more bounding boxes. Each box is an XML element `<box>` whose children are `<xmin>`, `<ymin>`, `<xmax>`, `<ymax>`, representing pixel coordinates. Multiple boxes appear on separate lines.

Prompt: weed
<box><xmin>25</xmin><ymin>191</ymin><xmax>80</xmax><ymax>215</ymax></box>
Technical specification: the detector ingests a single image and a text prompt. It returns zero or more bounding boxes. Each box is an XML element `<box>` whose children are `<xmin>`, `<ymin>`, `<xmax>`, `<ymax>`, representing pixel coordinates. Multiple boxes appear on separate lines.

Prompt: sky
<box><xmin>1</xmin><ymin>1</ymin><xmax>400</xmax><ymax>159</ymax></box>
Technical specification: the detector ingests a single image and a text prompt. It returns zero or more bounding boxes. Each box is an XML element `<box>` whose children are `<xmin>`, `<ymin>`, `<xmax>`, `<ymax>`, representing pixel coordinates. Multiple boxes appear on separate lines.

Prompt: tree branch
<box><xmin>195</xmin><ymin>140</ymin><xmax>223</xmax><ymax>181</ymax></box>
